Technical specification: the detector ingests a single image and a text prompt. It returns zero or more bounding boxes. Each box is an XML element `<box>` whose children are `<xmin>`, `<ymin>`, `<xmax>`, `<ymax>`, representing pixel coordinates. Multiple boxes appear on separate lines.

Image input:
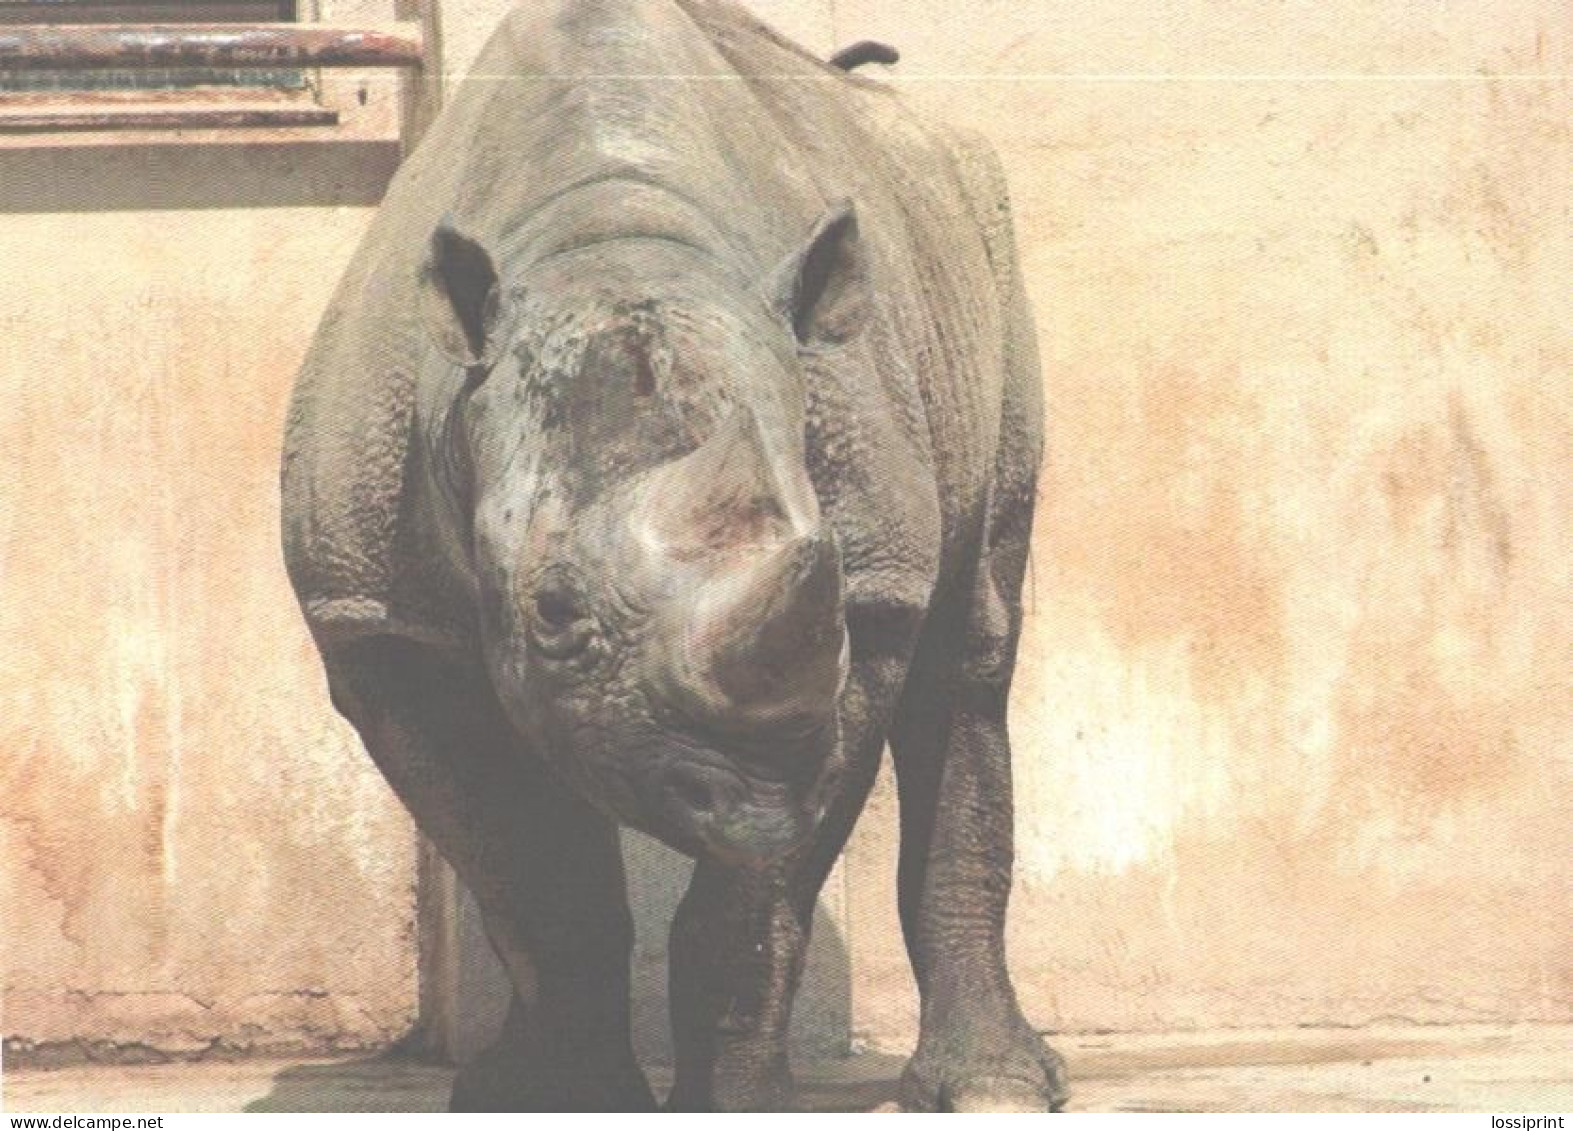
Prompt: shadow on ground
<box><xmin>243</xmin><ymin>1050</ymin><xmax>906</xmax><ymax>1113</ymax></box>
<box><xmin>243</xmin><ymin>1054</ymin><xmax>451</xmax><ymax>1113</ymax></box>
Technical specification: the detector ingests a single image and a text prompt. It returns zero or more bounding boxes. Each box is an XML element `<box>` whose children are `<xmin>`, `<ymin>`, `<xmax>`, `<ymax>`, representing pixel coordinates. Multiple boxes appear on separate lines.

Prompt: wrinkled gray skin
<box><xmin>283</xmin><ymin>0</ymin><xmax>1063</xmax><ymax>1112</ymax></box>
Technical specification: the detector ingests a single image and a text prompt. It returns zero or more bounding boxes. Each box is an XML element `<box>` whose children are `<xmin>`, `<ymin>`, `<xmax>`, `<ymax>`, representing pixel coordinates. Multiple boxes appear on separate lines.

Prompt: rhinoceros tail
<box><xmin>828</xmin><ymin>40</ymin><xmax>900</xmax><ymax>71</ymax></box>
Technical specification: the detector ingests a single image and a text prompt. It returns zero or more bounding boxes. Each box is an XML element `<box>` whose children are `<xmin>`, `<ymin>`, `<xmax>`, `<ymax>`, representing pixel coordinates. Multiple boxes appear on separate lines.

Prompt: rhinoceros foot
<box><xmin>897</xmin><ymin>1005</ymin><xmax>1069</xmax><ymax>1113</ymax></box>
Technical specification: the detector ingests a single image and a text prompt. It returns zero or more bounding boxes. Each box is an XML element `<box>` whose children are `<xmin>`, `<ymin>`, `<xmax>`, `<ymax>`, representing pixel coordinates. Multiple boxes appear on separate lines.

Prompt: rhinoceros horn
<box><xmin>698</xmin><ymin>532</ymin><xmax>846</xmax><ymax>729</ymax></box>
<box><xmin>641</xmin><ymin>410</ymin><xmax>847</xmax><ymax>734</ymax></box>
<box><xmin>640</xmin><ymin>405</ymin><xmax>819</xmax><ymax>557</ymax></box>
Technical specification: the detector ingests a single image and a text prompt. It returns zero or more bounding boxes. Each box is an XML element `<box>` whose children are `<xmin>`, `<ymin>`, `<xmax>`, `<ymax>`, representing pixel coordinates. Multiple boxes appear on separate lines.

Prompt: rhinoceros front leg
<box><xmin>888</xmin><ymin>526</ymin><xmax>1067</xmax><ymax>1111</ymax></box>
<box><xmin>665</xmin><ymin>862</ymin><xmax>803</xmax><ymax>1111</ymax></box>
<box><xmin>666</xmin><ymin>644</ymin><xmax>911</xmax><ymax>1111</ymax></box>
<box><xmin>323</xmin><ymin>636</ymin><xmax>654</xmax><ymax>1112</ymax></box>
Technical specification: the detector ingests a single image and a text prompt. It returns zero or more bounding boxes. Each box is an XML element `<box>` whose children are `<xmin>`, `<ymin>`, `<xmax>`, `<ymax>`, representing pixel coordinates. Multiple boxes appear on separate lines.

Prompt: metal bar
<box><xmin>0</xmin><ymin>0</ymin><xmax>266</xmax><ymax>6</ymax></box>
<box><xmin>0</xmin><ymin>21</ymin><xmax>422</xmax><ymax>70</ymax></box>
<box><xmin>0</xmin><ymin>99</ymin><xmax>337</xmax><ymax>128</ymax></box>
<box><xmin>0</xmin><ymin>1</ymin><xmax>288</xmax><ymax>10</ymax></box>
<box><xmin>0</xmin><ymin>9</ymin><xmax>292</xmax><ymax>29</ymax></box>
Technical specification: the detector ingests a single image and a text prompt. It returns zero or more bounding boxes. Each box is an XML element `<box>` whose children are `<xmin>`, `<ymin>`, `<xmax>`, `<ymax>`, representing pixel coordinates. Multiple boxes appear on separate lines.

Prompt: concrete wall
<box><xmin>4</xmin><ymin>0</ymin><xmax>1569</xmax><ymax>1066</ymax></box>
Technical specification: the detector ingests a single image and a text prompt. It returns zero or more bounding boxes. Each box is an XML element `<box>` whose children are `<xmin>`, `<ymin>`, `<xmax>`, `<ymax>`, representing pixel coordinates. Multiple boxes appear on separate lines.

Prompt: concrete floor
<box><xmin>5</xmin><ymin>1025</ymin><xmax>1570</xmax><ymax>1113</ymax></box>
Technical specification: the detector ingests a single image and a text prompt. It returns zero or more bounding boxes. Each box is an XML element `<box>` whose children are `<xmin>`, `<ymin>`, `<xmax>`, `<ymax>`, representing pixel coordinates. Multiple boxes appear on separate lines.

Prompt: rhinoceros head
<box><xmin>418</xmin><ymin>204</ymin><xmax>868</xmax><ymax>869</ymax></box>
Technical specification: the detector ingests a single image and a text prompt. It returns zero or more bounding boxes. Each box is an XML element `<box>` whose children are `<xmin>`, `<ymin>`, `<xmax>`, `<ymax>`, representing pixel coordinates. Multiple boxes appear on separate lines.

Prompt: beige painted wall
<box><xmin>0</xmin><ymin>149</ymin><xmax>417</xmax><ymax>1059</ymax></box>
<box><xmin>4</xmin><ymin>0</ymin><xmax>1569</xmax><ymax>1066</ymax></box>
<box><xmin>838</xmin><ymin>0</ymin><xmax>1572</xmax><ymax>1040</ymax></box>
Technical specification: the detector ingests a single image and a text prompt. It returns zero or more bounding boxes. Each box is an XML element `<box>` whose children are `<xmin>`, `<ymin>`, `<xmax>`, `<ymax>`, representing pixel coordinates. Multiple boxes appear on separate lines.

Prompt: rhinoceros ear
<box><xmin>419</xmin><ymin>220</ymin><xmax>507</xmax><ymax>368</ymax></box>
<box><xmin>769</xmin><ymin>200</ymin><xmax>870</xmax><ymax>349</ymax></box>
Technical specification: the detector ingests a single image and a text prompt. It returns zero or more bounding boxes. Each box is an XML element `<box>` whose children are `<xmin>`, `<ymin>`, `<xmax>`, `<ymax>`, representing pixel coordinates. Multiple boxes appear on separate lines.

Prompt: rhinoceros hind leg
<box><xmin>323</xmin><ymin>636</ymin><xmax>654</xmax><ymax>1112</ymax></box>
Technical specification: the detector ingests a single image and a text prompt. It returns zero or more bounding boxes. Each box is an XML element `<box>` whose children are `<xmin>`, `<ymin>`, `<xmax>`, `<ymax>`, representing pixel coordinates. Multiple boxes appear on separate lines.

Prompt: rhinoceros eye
<box><xmin>534</xmin><ymin>588</ymin><xmax>577</xmax><ymax>630</ymax></box>
<box><xmin>528</xmin><ymin>582</ymin><xmax>595</xmax><ymax>660</ymax></box>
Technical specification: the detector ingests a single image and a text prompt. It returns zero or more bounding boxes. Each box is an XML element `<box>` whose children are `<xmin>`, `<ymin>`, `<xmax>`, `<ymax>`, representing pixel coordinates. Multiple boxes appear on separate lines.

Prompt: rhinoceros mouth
<box><xmin>666</xmin><ymin>775</ymin><xmax>808</xmax><ymax>867</ymax></box>
<box><xmin>647</xmin><ymin>755</ymin><xmax>832</xmax><ymax>870</ymax></box>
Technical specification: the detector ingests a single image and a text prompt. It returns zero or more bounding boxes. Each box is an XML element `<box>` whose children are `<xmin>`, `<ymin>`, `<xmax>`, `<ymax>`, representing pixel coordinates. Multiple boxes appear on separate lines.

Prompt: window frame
<box><xmin>0</xmin><ymin>0</ymin><xmax>419</xmax><ymax>144</ymax></box>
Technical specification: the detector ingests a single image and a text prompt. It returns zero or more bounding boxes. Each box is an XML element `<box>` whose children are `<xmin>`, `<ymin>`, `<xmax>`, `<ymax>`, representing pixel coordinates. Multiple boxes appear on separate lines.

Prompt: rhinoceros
<box><xmin>282</xmin><ymin>0</ymin><xmax>1060</xmax><ymax>1112</ymax></box>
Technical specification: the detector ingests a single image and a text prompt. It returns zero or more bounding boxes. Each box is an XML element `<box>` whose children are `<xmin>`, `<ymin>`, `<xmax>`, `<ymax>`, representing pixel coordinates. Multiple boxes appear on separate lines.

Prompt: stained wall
<box><xmin>838</xmin><ymin>0</ymin><xmax>1573</xmax><ymax>1041</ymax></box>
<box><xmin>0</xmin><ymin>0</ymin><xmax>420</xmax><ymax>1057</ymax></box>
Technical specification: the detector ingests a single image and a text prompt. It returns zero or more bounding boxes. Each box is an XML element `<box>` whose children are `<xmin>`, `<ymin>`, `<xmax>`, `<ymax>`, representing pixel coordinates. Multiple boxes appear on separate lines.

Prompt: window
<box><xmin>0</xmin><ymin>1</ymin><xmax>309</xmax><ymax>134</ymax></box>
<box><xmin>1</xmin><ymin>1</ymin><xmax>301</xmax><ymax>95</ymax></box>
<box><xmin>0</xmin><ymin>0</ymin><xmax>427</xmax><ymax>135</ymax></box>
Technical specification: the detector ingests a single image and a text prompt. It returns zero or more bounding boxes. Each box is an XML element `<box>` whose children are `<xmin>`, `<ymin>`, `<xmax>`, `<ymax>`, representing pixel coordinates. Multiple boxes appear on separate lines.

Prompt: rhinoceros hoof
<box><xmin>898</xmin><ymin>1026</ymin><xmax>1069</xmax><ymax>1113</ymax></box>
<box><xmin>945</xmin><ymin>1075</ymin><xmax>1062</xmax><ymax>1113</ymax></box>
